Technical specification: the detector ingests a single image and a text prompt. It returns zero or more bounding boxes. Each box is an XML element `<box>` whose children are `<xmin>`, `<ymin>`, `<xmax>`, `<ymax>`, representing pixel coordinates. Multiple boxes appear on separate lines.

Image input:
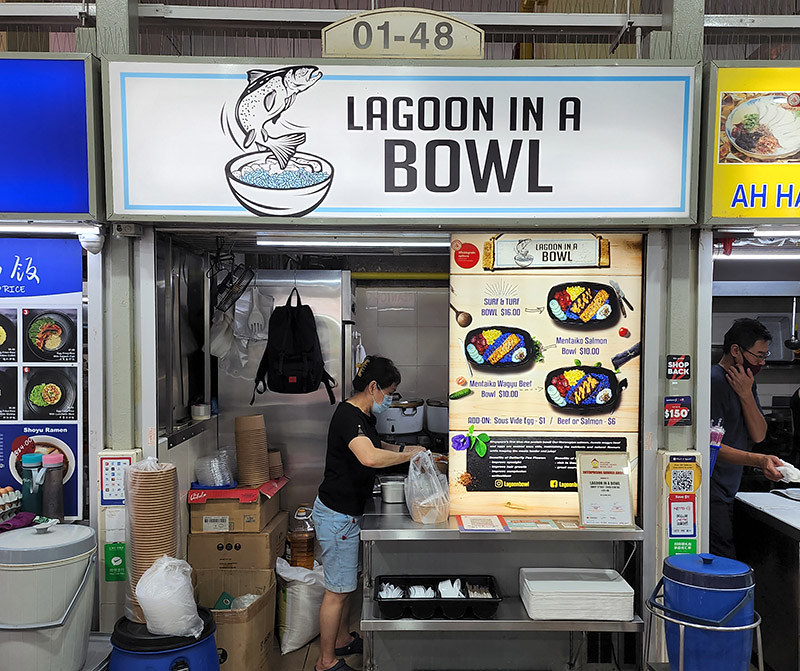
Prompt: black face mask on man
<box><xmin>736</xmin><ymin>345</ymin><xmax>763</xmax><ymax>376</ymax></box>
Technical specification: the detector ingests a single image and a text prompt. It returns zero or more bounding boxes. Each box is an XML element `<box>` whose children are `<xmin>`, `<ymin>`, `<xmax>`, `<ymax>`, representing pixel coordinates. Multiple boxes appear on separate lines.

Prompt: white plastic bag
<box><xmin>275</xmin><ymin>557</ymin><xmax>326</xmax><ymax>654</ymax></box>
<box><xmin>136</xmin><ymin>555</ymin><xmax>204</xmax><ymax>638</ymax></box>
<box><xmin>406</xmin><ymin>450</ymin><xmax>450</xmax><ymax>524</ymax></box>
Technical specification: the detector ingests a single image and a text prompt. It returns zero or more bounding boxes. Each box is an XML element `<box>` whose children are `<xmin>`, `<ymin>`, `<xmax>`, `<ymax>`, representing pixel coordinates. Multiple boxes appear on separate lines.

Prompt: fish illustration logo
<box><xmin>235</xmin><ymin>66</ymin><xmax>322</xmax><ymax>168</ymax></box>
<box><xmin>223</xmin><ymin>65</ymin><xmax>333</xmax><ymax>217</ymax></box>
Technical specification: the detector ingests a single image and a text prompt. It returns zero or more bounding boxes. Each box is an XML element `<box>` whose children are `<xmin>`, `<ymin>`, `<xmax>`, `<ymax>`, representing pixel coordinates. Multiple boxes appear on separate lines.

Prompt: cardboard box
<box><xmin>195</xmin><ymin>569</ymin><xmax>276</xmax><ymax>671</ymax></box>
<box><xmin>188</xmin><ymin>477</ymin><xmax>288</xmax><ymax>534</ymax></box>
<box><xmin>188</xmin><ymin>511</ymin><xmax>289</xmax><ymax>570</ymax></box>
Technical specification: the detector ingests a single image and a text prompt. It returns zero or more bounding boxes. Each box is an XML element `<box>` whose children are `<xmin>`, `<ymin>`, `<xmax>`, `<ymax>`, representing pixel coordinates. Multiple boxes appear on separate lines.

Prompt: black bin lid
<box><xmin>111</xmin><ymin>606</ymin><xmax>216</xmax><ymax>652</ymax></box>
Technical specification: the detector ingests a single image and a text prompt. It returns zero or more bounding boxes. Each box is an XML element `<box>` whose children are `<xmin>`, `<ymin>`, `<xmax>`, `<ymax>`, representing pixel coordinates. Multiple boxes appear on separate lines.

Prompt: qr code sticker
<box><xmin>671</xmin><ymin>469</ymin><xmax>694</xmax><ymax>493</ymax></box>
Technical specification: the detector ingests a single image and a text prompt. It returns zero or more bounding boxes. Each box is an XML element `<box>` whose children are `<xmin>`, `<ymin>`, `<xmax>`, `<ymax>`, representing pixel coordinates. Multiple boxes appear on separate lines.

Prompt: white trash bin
<box><xmin>0</xmin><ymin>524</ymin><xmax>97</xmax><ymax>671</ymax></box>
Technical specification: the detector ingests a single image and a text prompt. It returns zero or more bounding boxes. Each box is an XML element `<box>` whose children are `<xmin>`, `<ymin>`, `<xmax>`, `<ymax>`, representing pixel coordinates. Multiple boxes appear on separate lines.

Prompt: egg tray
<box><xmin>374</xmin><ymin>575</ymin><xmax>501</xmax><ymax>620</ymax></box>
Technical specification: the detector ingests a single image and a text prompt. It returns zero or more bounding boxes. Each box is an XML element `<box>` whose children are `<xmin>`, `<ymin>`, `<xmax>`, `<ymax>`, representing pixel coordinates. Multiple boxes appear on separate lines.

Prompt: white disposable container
<box><xmin>0</xmin><ymin>524</ymin><xmax>97</xmax><ymax>671</ymax></box>
<box><xmin>519</xmin><ymin>568</ymin><xmax>633</xmax><ymax>621</ymax></box>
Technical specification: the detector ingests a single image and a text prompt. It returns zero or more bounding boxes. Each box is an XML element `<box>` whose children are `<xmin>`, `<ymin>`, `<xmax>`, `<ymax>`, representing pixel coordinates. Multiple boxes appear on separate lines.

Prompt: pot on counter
<box><xmin>375</xmin><ymin>396</ymin><xmax>424</xmax><ymax>435</ymax></box>
<box><xmin>425</xmin><ymin>399</ymin><xmax>449</xmax><ymax>434</ymax></box>
<box><xmin>379</xmin><ymin>475</ymin><xmax>406</xmax><ymax>504</ymax></box>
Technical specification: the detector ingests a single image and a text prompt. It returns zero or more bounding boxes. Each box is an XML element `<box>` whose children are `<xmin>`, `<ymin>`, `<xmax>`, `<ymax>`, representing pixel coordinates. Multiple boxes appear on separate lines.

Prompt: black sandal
<box><xmin>334</xmin><ymin>631</ymin><xmax>363</xmax><ymax>656</ymax></box>
<box><xmin>314</xmin><ymin>659</ymin><xmax>357</xmax><ymax>671</ymax></box>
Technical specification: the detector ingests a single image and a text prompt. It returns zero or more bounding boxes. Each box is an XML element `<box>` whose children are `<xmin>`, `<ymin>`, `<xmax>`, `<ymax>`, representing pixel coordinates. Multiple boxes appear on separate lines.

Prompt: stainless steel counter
<box><xmin>361</xmin><ymin>496</ymin><xmax>645</xmax><ymax>542</ymax></box>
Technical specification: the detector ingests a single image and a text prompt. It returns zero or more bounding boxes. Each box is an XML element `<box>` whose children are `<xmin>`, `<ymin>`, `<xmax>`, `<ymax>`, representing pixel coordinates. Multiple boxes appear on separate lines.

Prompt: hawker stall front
<box><xmin>101</xmin><ymin>51</ymin><xmax>704</xmax><ymax>670</ymax></box>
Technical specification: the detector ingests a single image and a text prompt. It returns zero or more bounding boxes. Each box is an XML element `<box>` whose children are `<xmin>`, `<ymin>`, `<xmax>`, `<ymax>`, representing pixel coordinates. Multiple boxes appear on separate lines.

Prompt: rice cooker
<box><xmin>425</xmin><ymin>399</ymin><xmax>449</xmax><ymax>434</ymax></box>
<box><xmin>375</xmin><ymin>397</ymin><xmax>424</xmax><ymax>435</ymax></box>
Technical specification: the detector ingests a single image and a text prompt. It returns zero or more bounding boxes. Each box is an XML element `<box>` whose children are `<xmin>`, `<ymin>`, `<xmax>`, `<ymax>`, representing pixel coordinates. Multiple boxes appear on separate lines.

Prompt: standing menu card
<box><xmin>576</xmin><ymin>451</ymin><xmax>633</xmax><ymax>527</ymax></box>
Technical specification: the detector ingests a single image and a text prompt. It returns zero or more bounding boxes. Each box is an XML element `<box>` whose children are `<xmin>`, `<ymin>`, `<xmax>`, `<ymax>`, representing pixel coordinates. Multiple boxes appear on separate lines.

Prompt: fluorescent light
<box><xmin>714</xmin><ymin>252</ymin><xmax>800</xmax><ymax>260</ymax></box>
<box><xmin>257</xmin><ymin>239</ymin><xmax>450</xmax><ymax>248</ymax></box>
<box><xmin>753</xmin><ymin>229</ymin><xmax>800</xmax><ymax>237</ymax></box>
<box><xmin>0</xmin><ymin>224</ymin><xmax>101</xmax><ymax>235</ymax></box>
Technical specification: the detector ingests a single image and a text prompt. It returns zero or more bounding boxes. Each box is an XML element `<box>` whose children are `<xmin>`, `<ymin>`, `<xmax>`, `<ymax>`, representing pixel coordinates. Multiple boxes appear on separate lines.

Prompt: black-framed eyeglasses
<box><xmin>740</xmin><ymin>346</ymin><xmax>771</xmax><ymax>362</ymax></box>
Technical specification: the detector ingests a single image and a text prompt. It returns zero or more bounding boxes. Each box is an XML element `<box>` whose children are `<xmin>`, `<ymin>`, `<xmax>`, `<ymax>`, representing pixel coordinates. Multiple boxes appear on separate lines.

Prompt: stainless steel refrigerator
<box><xmin>217</xmin><ymin>270</ymin><xmax>355</xmax><ymax>514</ymax></box>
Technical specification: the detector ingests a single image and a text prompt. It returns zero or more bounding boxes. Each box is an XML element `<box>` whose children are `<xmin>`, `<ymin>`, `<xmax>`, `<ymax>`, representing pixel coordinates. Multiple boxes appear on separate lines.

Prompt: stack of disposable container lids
<box><xmin>268</xmin><ymin>449</ymin><xmax>284</xmax><ymax>480</ymax></box>
<box><xmin>519</xmin><ymin>568</ymin><xmax>634</xmax><ymax>621</ymax></box>
<box><xmin>235</xmin><ymin>414</ymin><xmax>271</xmax><ymax>486</ymax></box>
<box><xmin>125</xmin><ymin>459</ymin><xmax>179</xmax><ymax>623</ymax></box>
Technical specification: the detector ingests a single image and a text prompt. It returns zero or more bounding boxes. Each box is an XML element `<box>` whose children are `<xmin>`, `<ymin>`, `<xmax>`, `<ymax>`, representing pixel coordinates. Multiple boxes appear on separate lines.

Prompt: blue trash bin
<box><xmin>657</xmin><ymin>554</ymin><xmax>754</xmax><ymax>671</ymax></box>
<box><xmin>109</xmin><ymin>606</ymin><xmax>220</xmax><ymax>671</ymax></box>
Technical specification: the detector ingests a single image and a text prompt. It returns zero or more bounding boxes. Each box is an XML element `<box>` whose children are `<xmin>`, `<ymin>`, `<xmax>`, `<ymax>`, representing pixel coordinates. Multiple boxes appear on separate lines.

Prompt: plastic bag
<box><xmin>275</xmin><ymin>557</ymin><xmax>326</xmax><ymax>654</ymax></box>
<box><xmin>136</xmin><ymin>555</ymin><xmax>204</xmax><ymax>638</ymax></box>
<box><xmin>778</xmin><ymin>460</ymin><xmax>800</xmax><ymax>483</ymax></box>
<box><xmin>231</xmin><ymin>593</ymin><xmax>261</xmax><ymax>610</ymax></box>
<box><xmin>405</xmin><ymin>450</ymin><xmax>450</xmax><ymax>524</ymax></box>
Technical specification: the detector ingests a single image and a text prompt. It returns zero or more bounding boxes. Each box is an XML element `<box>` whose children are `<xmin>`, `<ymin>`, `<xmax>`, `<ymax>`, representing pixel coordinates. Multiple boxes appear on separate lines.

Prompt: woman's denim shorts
<box><xmin>313</xmin><ymin>497</ymin><xmax>362</xmax><ymax>594</ymax></box>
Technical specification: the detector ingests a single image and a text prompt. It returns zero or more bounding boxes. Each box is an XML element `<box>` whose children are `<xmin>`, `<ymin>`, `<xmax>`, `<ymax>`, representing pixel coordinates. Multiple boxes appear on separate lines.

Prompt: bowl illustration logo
<box><xmin>223</xmin><ymin>65</ymin><xmax>333</xmax><ymax>217</ymax></box>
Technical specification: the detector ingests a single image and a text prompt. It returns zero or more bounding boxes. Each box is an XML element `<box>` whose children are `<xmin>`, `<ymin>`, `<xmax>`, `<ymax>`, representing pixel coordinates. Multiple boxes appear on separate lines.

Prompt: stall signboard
<box><xmin>0</xmin><ymin>54</ymin><xmax>100</xmax><ymax>220</ymax></box>
<box><xmin>448</xmin><ymin>233</ymin><xmax>642</xmax><ymax>516</ymax></box>
<box><xmin>104</xmin><ymin>60</ymin><xmax>696</xmax><ymax>222</ymax></box>
<box><xmin>706</xmin><ymin>62</ymin><xmax>800</xmax><ymax>221</ymax></box>
<box><xmin>0</xmin><ymin>238</ymin><xmax>83</xmax><ymax>519</ymax></box>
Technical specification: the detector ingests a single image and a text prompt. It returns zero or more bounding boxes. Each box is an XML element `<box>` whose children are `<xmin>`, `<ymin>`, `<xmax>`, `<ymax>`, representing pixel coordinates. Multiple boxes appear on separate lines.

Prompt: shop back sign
<box><xmin>105</xmin><ymin>61</ymin><xmax>695</xmax><ymax>220</ymax></box>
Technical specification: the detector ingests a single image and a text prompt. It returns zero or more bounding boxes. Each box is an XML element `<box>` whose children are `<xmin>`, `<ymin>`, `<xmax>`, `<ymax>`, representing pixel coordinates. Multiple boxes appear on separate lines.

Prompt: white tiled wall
<box><xmin>355</xmin><ymin>286</ymin><xmax>449</xmax><ymax>402</ymax></box>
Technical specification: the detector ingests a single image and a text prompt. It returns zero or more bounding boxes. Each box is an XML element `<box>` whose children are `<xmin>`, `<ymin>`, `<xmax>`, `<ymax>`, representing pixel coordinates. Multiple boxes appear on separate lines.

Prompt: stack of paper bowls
<box><xmin>126</xmin><ymin>462</ymin><xmax>179</xmax><ymax>623</ymax></box>
<box><xmin>235</xmin><ymin>414</ymin><xmax>271</xmax><ymax>486</ymax></box>
<box><xmin>268</xmin><ymin>450</ymin><xmax>284</xmax><ymax>480</ymax></box>
<box><xmin>519</xmin><ymin>568</ymin><xmax>634</xmax><ymax>621</ymax></box>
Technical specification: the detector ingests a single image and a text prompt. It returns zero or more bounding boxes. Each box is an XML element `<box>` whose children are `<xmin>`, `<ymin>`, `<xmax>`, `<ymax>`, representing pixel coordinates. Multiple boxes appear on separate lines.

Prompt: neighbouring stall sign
<box><xmin>709</xmin><ymin>64</ymin><xmax>800</xmax><ymax>220</ymax></box>
<box><xmin>105</xmin><ymin>61</ymin><xmax>695</xmax><ymax>220</ymax></box>
<box><xmin>666</xmin><ymin>354</ymin><xmax>691</xmax><ymax>380</ymax></box>
<box><xmin>322</xmin><ymin>9</ymin><xmax>484</xmax><ymax>59</ymax></box>
<box><xmin>0</xmin><ymin>55</ymin><xmax>96</xmax><ymax>219</ymax></box>
<box><xmin>0</xmin><ymin>238</ymin><xmax>84</xmax><ymax>519</ymax></box>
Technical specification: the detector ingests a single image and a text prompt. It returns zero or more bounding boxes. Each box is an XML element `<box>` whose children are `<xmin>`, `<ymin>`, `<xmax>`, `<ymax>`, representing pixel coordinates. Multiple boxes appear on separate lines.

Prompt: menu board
<box><xmin>448</xmin><ymin>233</ymin><xmax>642</xmax><ymax>516</ymax></box>
<box><xmin>0</xmin><ymin>239</ymin><xmax>83</xmax><ymax>519</ymax></box>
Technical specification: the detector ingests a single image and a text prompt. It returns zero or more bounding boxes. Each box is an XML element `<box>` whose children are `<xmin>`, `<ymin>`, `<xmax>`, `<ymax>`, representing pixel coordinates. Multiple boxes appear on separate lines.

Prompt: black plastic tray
<box><xmin>546</xmin><ymin>282</ymin><xmax>620</xmax><ymax>329</ymax></box>
<box><xmin>544</xmin><ymin>365</ymin><xmax>627</xmax><ymax>414</ymax></box>
<box><xmin>374</xmin><ymin>575</ymin><xmax>501</xmax><ymax>620</ymax></box>
<box><xmin>463</xmin><ymin>327</ymin><xmax>537</xmax><ymax>370</ymax></box>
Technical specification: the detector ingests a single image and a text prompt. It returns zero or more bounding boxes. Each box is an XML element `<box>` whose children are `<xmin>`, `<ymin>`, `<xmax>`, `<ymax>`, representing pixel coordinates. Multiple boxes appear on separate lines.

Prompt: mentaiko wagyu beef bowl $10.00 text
<box><xmin>225</xmin><ymin>151</ymin><xmax>333</xmax><ymax>217</ymax></box>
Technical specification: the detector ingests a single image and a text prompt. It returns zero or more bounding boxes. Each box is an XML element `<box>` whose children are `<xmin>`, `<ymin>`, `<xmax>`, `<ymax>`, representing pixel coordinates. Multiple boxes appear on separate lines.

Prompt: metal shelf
<box><xmin>360</xmin><ymin>511</ymin><xmax>644</xmax><ymax>542</ymax></box>
<box><xmin>361</xmin><ymin>596</ymin><xmax>643</xmax><ymax>633</ymax></box>
<box><xmin>647</xmin><ymin>665</ymin><xmax>669</xmax><ymax>671</ymax></box>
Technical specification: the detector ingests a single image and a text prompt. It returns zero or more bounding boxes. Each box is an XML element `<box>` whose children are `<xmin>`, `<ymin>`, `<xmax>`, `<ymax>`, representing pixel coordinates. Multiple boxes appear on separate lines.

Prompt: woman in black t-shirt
<box><xmin>313</xmin><ymin>356</ymin><xmax>424</xmax><ymax>671</ymax></box>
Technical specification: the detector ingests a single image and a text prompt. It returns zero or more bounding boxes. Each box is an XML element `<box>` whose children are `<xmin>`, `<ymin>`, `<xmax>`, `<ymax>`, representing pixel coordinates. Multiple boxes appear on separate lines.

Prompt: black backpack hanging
<box><xmin>251</xmin><ymin>287</ymin><xmax>336</xmax><ymax>405</ymax></box>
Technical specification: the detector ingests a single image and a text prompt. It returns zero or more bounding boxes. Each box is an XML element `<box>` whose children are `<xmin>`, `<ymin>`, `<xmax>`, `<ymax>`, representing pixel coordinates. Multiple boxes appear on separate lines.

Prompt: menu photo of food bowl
<box><xmin>0</xmin><ymin>367</ymin><xmax>17</xmax><ymax>420</ymax></box>
<box><xmin>0</xmin><ymin>309</ymin><xmax>17</xmax><ymax>363</ymax></box>
<box><xmin>22</xmin><ymin>309</ymin><xmax>77</xmax><ymax>363</ymax></box>
<box><xmin>8</xmin><ymin>433</ymin><xmax>76</xmax><ymax>485</ymax></box>
<box><xmin>22</xmin><ymin>366</ymin><xmax>77</xmax><ymax>421</ymax></box>
<box><xmin>719</xmin><ymin>92</ymin><xmax>800</xmax><ymax>163</ymax></box>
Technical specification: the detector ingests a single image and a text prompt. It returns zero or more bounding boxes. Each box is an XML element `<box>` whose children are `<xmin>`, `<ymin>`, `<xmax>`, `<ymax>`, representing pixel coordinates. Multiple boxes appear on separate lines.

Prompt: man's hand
<box><xmin>723</xmin><ymin>363</ymin><xmax>755</xmax><ymax>399</ymax></box>
<box><xmin>757</xmin><ymin>454</ymin><xmax>784</xmax><ymax>482</ymax></box>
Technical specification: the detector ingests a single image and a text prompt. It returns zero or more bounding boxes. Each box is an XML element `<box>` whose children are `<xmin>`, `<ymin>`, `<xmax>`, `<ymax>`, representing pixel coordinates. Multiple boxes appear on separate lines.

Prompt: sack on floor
<box><xmin>276</xmin><ymin>557</ymin><xmax>326</xmax><ymax>655</ymax></box>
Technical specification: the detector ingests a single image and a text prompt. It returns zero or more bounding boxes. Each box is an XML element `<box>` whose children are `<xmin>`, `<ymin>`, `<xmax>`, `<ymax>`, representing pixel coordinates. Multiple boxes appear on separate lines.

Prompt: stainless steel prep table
<box><xmin>735</xmin><ymin>491</ymin><xmax>800</xmax><ymax>671</ymax></box>
<box><xmin>359</xmin><ymin>497</ymin><xmax>643</xmax><ymax>671</ymax></box>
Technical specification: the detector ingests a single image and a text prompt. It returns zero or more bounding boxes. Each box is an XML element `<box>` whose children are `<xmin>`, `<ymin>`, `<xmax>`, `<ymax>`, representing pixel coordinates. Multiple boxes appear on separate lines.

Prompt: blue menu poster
<box><xmin>0</xmin><ymin>238</ymin><xmax>83</xmax><ymax>519</ymax></box>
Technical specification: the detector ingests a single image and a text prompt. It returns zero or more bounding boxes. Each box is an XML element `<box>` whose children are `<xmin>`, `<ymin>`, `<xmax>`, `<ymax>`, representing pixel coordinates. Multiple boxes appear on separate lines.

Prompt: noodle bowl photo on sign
<box><xmin>21</xmin><ymin>309</ymin><xmax>77</xmax><ymax>363</ymax></box>
<box><xmin>22</xmin><ymin>367</ymin><xmax>77</xmax><ymax>421</ymax></box>
<box><xmin>8</xmin><ymin>434</ymin><xmax>75</xmax><ymax>485</ymax></box>
<box><xmin>719</xmin><ymin>92</ymin><xmax>800</xmax><ymax>163</ymax></box>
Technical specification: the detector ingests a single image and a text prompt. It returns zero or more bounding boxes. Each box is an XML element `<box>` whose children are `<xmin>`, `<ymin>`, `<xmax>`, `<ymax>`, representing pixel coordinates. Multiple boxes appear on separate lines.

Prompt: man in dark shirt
<box><xmin>710</xmin><ymin>318</ymin><xmax>783</xmax><ymax>558</ymax></box>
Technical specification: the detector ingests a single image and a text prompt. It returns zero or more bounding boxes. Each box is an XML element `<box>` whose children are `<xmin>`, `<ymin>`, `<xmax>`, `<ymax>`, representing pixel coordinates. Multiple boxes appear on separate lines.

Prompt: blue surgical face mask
<box><xmin>372</xmin><ymin>386</ymin><xmax>393</xmax><ymax>414</ymax></box>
